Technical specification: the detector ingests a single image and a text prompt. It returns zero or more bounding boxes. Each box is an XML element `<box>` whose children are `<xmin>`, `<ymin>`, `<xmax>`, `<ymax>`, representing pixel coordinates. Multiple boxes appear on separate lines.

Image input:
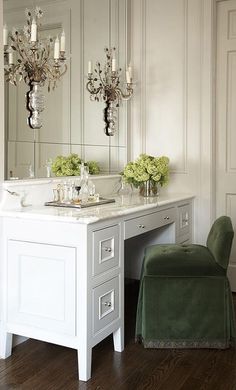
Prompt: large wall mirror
<box><xmin>3</xmin><ymin>0</ymin><xmax>130</xmax><ymax>179</ymax></box>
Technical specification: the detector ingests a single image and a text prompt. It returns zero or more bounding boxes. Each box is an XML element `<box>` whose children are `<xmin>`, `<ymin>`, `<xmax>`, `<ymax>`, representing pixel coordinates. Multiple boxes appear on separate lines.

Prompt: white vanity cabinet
<box><xmin>0</xmin><ymin>217</ymin><xmax>124</xmax><ymax>382</ymax></box>
<box><xmin>0</xmin><ymin>194</ymin><xmax>193</xmax><ymax>381</ymax></box>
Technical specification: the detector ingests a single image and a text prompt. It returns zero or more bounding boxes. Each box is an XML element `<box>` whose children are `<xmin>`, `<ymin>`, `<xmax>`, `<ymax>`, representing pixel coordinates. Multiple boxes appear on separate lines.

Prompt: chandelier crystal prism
<box><xmin>86</xmin><ymin>47</ymin><xmax>134</xmax><ymax>136</ymax></box>
<box><xmin>3</xmin><ymin>6</ymin><xmax>67</xmax><ymax>129</ymax></box>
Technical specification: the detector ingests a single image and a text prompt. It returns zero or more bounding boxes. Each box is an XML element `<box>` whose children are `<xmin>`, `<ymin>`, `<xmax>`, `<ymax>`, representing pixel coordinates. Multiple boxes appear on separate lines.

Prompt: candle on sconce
<box><xmin>112</xmin><ymin>58</ymin><xmax>116</xmax><ymax>72</ymax></box>
<box><xmin>88</xmin><ymin>60</ymin><xmax>92</xmax><ymax>74</ymax></box>
<box><xmin>54</xmin><ymin>36</ymin><xmax>60</xmax><ymax>59</ymax></box>
<box><xmin>8</xmin><ymin>50</ymin><xmax>14</xmax><ymax>65</ymax></box>
<box><xmin>128</xmin><ymin>64</ymin><xmax>132</xmax><ymax>80</ymax></box>
<box><xmin>60</xmin><ymin>30</ymin><xmax>65</xmax><ymax>52</ymax></box>
<box><xmin>3</xmin><ymin>24</ymin><xmax>8</xmax><ymax>46</ymax></box>
<box><xmin>30</xmin><ymin>18</ymin><xmax>37</xmax><ymax>42</ymax></box>
<box><xmin>126</xmin><ymin>70</ymin><xmax>131</xmax><ymax>84</ymax></box>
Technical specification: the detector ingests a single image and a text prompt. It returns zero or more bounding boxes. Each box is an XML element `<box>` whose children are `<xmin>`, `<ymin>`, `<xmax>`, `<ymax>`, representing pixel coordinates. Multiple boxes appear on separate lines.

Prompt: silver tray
<box><xmin>45</xmin><ymin>197</ymin><xmax>115</xmax><ymax>209</ymax></box>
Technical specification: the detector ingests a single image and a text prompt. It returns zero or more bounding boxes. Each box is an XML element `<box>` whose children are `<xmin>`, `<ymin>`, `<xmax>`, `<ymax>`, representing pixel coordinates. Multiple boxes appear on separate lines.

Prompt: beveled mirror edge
<box><xmin>0</xmin><ymin>0</ymin><xmax>5</xmax><ymax>182</ymax></box>
<box><xmin>3</xmin><ymin>174</ymin><xmax>121</xmax><ymax>186</ymax></box>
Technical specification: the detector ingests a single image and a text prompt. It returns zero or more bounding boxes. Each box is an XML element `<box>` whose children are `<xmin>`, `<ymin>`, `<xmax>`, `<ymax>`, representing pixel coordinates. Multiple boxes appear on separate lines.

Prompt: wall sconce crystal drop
<box><xmin>3</xmin><ymin>6</ymin><xmax>67</xmax><ymax>129</ymax></box>
<box><xmin>86</xmin><ymin>47</ymin><xmax>134</xmax><ymax>136</ymax></box>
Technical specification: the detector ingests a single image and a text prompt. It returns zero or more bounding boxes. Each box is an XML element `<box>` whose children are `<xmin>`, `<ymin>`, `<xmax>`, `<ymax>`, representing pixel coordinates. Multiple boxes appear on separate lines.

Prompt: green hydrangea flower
<box><xmin>122</xmin><ymin>153</ymin><xmax>169</xmax><ymax>188</ymax></box>
<box><xmin>51</xmin><ymin>154</ymin><xmax>100</xmax><ymax>177</ymax></box>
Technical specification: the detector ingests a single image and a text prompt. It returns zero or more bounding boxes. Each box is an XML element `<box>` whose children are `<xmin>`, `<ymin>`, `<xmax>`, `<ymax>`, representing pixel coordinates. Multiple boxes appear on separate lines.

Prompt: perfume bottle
<box><xmin>88</xmin><ymin>179</ymin><xmax>96</xmax><ymax>197</ymax></box>
<box><xmin>79</xmin><ymin>163</ymin><xmax>89</xmax><ymax>202</ymax></box>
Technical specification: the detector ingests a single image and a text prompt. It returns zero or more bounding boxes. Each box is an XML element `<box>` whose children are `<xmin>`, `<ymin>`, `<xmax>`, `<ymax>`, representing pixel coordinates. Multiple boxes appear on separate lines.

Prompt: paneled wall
<box><xmin>130</xmin><ymin>0</ymin><xmax>214</xmax><ymax>243</ymax></box>
<box><xmin>4</xmin><ymin>0</ymin><xmax>129</xmax><ymax>179</ymax></box>
<box><xmin>216</xmin><ymin>0</ymin><xmax>236</xmax><ymax>289</ymax></box>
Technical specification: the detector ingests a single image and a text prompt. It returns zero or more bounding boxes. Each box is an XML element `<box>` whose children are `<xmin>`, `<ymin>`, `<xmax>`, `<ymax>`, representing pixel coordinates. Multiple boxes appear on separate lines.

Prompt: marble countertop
<box><xmin>0</xmin><ymin>193</ymin><xmax>194</xmax><ymax>224</ymax></box>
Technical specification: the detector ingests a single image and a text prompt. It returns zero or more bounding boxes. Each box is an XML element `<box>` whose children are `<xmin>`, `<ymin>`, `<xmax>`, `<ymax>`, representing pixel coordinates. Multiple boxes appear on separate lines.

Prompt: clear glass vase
<box><xmin>139</xmin><ymin>180</ymin><xmax>159</xmax><ymax>197</ymax></box>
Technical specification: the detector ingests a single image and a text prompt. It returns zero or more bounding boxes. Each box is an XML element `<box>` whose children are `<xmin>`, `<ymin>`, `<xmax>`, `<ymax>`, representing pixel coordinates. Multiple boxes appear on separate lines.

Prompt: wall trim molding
<box><xmin>0</xmin><ymin>0</ymin><xmax>4</xmax><ymax>181</ymax></box>
<box><xmin>196</xmin><ymin>0</ymin><xmax>215</xmax><ymax>242</ymax></box>
<box><xmin>171</xmin><ymin>0</ymin><xmax>188</xmax><ymax>175</ymax></box>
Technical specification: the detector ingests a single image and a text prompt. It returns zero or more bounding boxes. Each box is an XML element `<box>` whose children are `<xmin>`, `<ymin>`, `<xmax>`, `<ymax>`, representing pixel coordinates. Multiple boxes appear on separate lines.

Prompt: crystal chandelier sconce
<box><xmin>86</xmin><ymin>47</ymin><xmax>134</xmax><ymax>136</ymax></box>
<box><xmin>3</xmin><ymin>6</ymin><xmax>67</xmax><ymax>129</ymax></box>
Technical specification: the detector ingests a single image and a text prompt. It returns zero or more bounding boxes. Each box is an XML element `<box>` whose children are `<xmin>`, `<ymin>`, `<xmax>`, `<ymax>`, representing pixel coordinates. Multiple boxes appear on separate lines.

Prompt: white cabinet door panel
<box><xmin>7</xmin><ymin>240</ymin><xmax>76</xmax><ymax>336</ymax></box>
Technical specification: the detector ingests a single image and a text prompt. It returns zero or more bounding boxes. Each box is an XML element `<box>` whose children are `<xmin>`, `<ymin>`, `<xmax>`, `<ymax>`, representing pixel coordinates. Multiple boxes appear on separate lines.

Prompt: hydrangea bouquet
<box><xmin>51</xmin><ymin>153</ymin><xmax>100</xmax><ymax>177</ymax></box>
<box><xmin>122</xmin><ymin>154</ymin><xmax>169</xmax><ymax>195</ymax></box>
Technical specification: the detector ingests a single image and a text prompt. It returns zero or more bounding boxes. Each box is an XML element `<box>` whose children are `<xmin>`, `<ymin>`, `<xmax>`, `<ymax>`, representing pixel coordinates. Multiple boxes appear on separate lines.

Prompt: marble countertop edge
<box><xmin>0</xmin><ymin>193</ymin><xmax>195</xmax><ymax>225</ymax></box>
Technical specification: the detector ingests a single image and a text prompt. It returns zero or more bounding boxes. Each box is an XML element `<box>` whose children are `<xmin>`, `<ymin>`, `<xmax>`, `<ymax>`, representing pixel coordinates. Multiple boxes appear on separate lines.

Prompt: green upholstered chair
<box><xmin>136</xmin><ymin>216</ymin><xmax>236</xmax><ymax>349</ymax></box>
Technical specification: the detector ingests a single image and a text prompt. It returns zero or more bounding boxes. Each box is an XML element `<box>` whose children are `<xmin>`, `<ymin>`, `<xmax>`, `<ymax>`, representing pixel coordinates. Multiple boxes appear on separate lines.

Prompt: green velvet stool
<box><xmin>136</xmin><ymin>216</ymin><xmax>236</xmax><ymax>349</ymax></box>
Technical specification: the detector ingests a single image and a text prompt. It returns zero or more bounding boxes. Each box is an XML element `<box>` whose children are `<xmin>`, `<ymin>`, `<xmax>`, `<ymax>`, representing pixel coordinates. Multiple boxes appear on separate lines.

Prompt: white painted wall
<box><xmin>130</xmin><ymin>0</ymin><xmax>215</xmax><ymax>244</ymax></box>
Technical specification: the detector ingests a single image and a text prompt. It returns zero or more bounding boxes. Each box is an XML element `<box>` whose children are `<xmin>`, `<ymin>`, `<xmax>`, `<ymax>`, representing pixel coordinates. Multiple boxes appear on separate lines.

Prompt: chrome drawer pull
<box><xmin>103</xmin><ymin>247</ymin><xmax>112</xmax><ymax>252</ymax></box>
<box><xmin>138</xmin><ymin>224</ymin><xmax>145</xmax><ymax>229</ymax></box>
<box><xmin>164</xmin><ymin>216</ymin><xmax>170</xmax><ymax>220</ymax></box>
<box><xmin>103</xmin><ymin>301</ymin><xmax>112</xmax><ymax>307</ymax></box>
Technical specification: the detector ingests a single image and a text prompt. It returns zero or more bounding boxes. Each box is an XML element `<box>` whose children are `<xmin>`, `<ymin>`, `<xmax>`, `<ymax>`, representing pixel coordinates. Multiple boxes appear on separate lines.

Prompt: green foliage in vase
<box><xmin>51</xmin><ymin>154</ymin><xmax>100</xmax><ymax>177</ymax></box>
<box><xmin>122</xmin><ymin>153</ymin><xmax>169</xmax><ymax>187</ymax></box>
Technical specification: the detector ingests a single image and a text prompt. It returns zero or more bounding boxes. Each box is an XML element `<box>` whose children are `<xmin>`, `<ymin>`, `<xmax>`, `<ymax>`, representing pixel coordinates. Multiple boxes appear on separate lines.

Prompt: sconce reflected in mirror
<box><xmin>3</xmin><ymin>6</ymin><xmax>67</xmax><ymax>129</ymax></box>
<box><xmin>86</xmin><ymin>47</ymin><xmax>134</xmax><ymax>136</ymax></box>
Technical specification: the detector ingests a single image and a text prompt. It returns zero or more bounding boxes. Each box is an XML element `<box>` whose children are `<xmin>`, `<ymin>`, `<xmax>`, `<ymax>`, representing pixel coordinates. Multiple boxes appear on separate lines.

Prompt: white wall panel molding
<box><xmin>0</xmin><ymin>0</ymin><xmax>4</xmax><ymax>181</ymax></box>
<box><xmin>171</xmin><ymin>0</ymin><xmax>188</xmax><ymax>175</ymax></box>
<box><xmin>226</xmin><ymin>193</ymin><xmax>236</xmax><ymax>263</ymax></box>
<box><xmin>216</xmin><ymin>0</ymin><xmax>236</xmax><ymax>291</ymax></box>
<box><xmin>228</xmin><ymin>9</ymin><xmax>236</xmax><ymax>39</ymax></box>
<box><xmin>226</xmin><ymin>192</ymin><xmax>236</xmax><ymax>290</ymax></box>
<box><xmin>79</xmin><ymin>0</ymin><xmax>85</xmax><ymax>158</ymax></box>
<box><xmin>130</xmin><ymin>0</ymin><xmax>190</xmax><ymax>174</ymax></box>
<box><xmin>196</xmin><ymin>0</ymin><xmax>215</xmax><ymax>242</ymax></box>
<box><xmin>129</xmin><ymin>0</ymin><xmax>215</xmax><ymax>244</ymax></box>
<box><xmin>129</xmin><ymin>0</ymin><xmax>145</xmax><ymax>160</ymax></box>
<box><xmin>140</xmin><ymin>0</ymin><xmax>147</xmax><ymax>155</ymax></box>
<box><xmin>226</xmin><ymin>50</ymin><xmax>236</xmax><ymax>172</ymax></box>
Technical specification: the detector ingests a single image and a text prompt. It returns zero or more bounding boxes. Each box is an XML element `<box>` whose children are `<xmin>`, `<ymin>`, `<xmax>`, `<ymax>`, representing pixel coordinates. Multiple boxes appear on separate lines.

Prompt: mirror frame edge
<box><xmin>0</xmin><ymin>0</ymin><xmax>4</xmax><ymax>182</ymax></box>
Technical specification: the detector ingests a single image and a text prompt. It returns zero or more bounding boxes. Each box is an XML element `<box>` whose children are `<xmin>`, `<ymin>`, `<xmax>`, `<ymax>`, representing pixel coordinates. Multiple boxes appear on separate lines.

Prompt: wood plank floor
<box><xmin>1</xmin><ymin>281</ymin><xmax>236</xmax><ymax>390</ymax></box>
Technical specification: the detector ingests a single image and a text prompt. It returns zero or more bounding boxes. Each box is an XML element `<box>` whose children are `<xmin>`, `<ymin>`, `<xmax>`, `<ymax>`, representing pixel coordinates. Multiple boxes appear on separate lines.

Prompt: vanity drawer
<box><xmin>92</xmin><ymin>276</ymin><xmax>119</xmax><ymax>335</ymax></box>
<box><xmin>124</xmin><ymin>207</ymin><xmax>176</xmax><ymax>240</ymax></box>
<box><xmin>93</xmin><ymin>225</ymin><xmax>120</xmax><ymax>276</ymax></box>
<box><xmin>177</xmin><ymin>204</ymin><xmax>191</xmax><ymax>238</ymax></box>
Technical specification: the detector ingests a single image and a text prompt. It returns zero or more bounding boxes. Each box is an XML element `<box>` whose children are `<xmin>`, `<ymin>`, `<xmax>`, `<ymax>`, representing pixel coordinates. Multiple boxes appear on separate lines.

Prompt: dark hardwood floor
<box><xmin>1</xmin><ymin>281</ymin><xmax>236</xmax><ymax>390</ymax></box>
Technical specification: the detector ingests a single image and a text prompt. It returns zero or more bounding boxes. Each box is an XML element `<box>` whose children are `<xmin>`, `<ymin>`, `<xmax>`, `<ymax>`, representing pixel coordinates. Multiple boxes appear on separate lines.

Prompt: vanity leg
<box><xmin>0</xmin><ymin>331</ymin><xmax>13</xmax><ymax>359</ymax></box>
<box><xmin>77</xmin><ymin>345</ymin><xmax>92</xmax><ymax>382</ymax></box>
<box><xmin>113</xmin><ymin>326</ymin><xmax>124</xmax><ymax>352</ymax></box>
